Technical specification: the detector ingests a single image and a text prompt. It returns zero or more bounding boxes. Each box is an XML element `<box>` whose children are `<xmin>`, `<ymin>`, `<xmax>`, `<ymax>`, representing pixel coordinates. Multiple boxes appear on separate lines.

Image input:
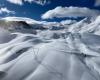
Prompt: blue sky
<box><xmin>0</xmin><ymin>0</ymin><xmax>100</xmax><ymax>21</ymax></box>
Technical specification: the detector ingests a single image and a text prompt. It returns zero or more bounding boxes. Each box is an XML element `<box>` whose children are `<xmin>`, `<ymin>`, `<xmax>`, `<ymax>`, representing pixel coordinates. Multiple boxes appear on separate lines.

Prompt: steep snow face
<box><xmin>67</xmin><ymin>18</ymin><xmax>90</xmax><ymax>33</ymax></box>
<box><xmin>0</xmin><ymin>31</ymin><xmax>100</xmax><ymax>80</ymax></box>
<box><xmin>78</xmin><ymin>16</ymin><xmax>100</xmax><ymax>35</ymax></box>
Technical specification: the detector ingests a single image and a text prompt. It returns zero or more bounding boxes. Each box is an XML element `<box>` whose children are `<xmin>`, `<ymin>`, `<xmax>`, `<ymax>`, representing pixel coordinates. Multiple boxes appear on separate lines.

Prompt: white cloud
<box><xmin>95</xmin><ymin>0</ymin><xmax>100</xmax><ymax>6</ymax></box>
<box><xmin>7</xmin><ymin>0</ymin><xmax>23</xmax><ymax>5</ymax></box>
<box><xmin>41</xmin><ymin>6</ymin><xmax>100</xmax><ymax>19</ymax></box>
<box><xmin>0</xmin><ymin>7</ymin><xmax>15</xmax><ymax>14</ymax></box>
<box><xmin>7</xmin><ymin>0</ymin><xmax>50</xmax><ymax>5</ymax></box>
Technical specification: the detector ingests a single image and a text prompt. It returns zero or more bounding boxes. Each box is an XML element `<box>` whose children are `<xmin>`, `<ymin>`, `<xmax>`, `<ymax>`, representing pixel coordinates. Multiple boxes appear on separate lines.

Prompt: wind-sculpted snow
<box><xmin>0</xmin><ymin>31</ymin><xmax>100</xmax><ymax>80</ymax></box>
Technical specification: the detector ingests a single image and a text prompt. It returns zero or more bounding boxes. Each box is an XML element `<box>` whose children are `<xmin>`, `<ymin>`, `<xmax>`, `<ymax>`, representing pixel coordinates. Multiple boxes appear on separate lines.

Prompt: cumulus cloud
<box><xmin>7</xmin><ymin>0</ymin><xmax>50</xmax><ymax>5</ymax></box>
<box><xmin>41</xmin><ymin>6</ymin><xmax>100</xmax><ymax>19</ymax></box>
<box><xmin>0</xmin><ymin>7</ymin><xmax>15</xmax><ymax>14</ymax></box>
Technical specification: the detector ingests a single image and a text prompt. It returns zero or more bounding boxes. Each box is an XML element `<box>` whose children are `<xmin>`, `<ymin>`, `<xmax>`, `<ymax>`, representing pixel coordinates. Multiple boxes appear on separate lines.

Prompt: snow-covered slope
<box><xmin>66</xmin><ymin>16</ymin><xmax>100</xmax><ymax>35</ymax></box>
<box><xmin>80</xmin><ymin>16</ymin><xmax>100</xmax><ymax>35</ymax></box>
<box><xmin>0</xmin><ymin>16</ymin><xmax>100</xmax><ymax>80</ymax></box>
<box><xmin>68</xmin><ymin>18</ymin><xmax>91</xmax><ymax>33</ymax></box>
<box><xmin>0</xmin><ymin>30</ymin><xmax>100</xmax><ymax>80</ymax></box>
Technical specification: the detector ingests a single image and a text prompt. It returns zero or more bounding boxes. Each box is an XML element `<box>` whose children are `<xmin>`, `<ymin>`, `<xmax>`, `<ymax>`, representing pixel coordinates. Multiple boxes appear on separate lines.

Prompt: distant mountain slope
<box><xmin>0</xmin><ymin>20</ymin><xmax>37</xmax><ymax>34</ymax></box>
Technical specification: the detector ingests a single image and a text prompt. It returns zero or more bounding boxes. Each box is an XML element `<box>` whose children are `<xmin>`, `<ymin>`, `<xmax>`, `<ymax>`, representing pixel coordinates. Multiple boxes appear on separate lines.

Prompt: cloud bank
<box><xmin>41</xmin><ymin>6</ymin><xmax>100</xmax><ymax>19</ymax></box>
<box><xmin>7</xmin><ymin>0</ymin><xmax>50</xmax><ymax>5</ymax></box>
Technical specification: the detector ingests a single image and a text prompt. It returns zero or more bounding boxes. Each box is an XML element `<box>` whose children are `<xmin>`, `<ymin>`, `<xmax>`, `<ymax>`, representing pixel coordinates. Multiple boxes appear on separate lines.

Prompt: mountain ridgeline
<box><xmin>0</xmin><ymin>20</ymin><xmax>47</xmax><ymax>34</ymax></box>
<box><xmin>0</xmin><ymin>16</ymin><xmax>100</xmax><ymax>37</ymax></box>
